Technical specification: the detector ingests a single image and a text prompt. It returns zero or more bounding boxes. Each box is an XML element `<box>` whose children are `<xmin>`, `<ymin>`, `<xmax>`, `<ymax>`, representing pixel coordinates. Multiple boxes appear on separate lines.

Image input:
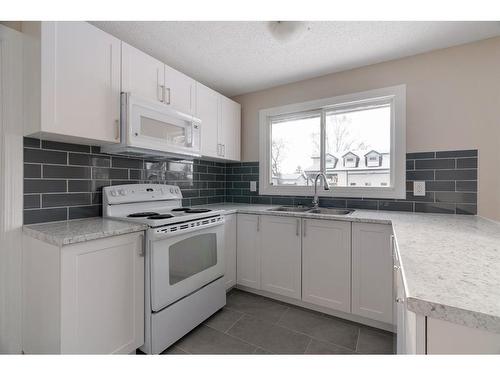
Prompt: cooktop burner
<box><xmin>185</xmin><ymin>208</ymin><xmax>212</xmax><ymax>213</ymax></box>
<box><xmin>170</xmin><ymin>207</ymin><xmax>212</xmax><ymax>214</ymax></box>
<box><xmin>128</xmin><ymin>212</ymin><xmax>159</xmax><ymax>218</ymax></box>
<box><xmin>147</xmin><ymin>214</ymin><xmax>174</xmax><ymax>219</ymax></box>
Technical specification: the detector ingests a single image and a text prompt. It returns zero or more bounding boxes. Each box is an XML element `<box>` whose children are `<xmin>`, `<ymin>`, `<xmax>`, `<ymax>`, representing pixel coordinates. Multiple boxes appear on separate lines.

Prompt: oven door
<box><xmin>149</xmin><ymin>222</ymin><xmax>224</xmax><ymax>312</ymax></box>
<box><xmin>123</xmin><ymin>92</ymin><xmax>201</xmax><ymax>157</ymax></box>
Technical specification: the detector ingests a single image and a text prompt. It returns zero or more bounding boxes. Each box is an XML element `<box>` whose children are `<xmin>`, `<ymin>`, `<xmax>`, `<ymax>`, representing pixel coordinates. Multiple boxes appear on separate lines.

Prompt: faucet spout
<box><xmin>312</xmin><ymin>173</ymin><xmax>330</xmax><ymax>209</ymax></box>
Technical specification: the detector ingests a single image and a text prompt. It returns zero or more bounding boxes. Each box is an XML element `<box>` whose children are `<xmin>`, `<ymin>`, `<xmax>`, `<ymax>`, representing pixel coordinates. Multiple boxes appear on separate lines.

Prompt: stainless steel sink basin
<box><xmin>306</xmin><ymin>208</ymin><xmax>354</xmax><ymax>215</ymax></box>
<box><xmin>267</xmin><ymin>206</ymin><xmax>312</xmax><ymax>213</ymax></box>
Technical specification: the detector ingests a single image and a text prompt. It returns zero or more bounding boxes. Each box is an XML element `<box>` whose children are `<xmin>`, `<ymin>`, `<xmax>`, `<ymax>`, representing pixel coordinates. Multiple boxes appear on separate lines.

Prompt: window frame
<box><xmin>258</xmin><ymin>85</ymin><xmax>406</xmax><ymax>199</ymax></box>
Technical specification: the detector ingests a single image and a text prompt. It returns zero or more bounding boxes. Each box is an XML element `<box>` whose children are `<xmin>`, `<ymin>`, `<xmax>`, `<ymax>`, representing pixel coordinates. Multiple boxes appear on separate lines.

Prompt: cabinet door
<box><xmin>42</xmin><ymin>22</ymin><xmax>121</xmax><ymax>144</ymax></box>
<box><xmin>224</xmin><ymin>214</ymin><xmax>237</xmax><ymax>290</ymax></box>
<box><xmin>196</xmin><ymin>83</ymin><xmax>219</xmax><ymax>158</ymax></box>
<box><xmin>219</xmin><ymin>96</ymin><xmax>241</xmax><ymax>161</ymax></box>
<box><xmin>60</xmin><ymin>232</ymin><xmax>144</xmax><ymax>354</ymax></box>
<box><xmin>236</xmin><ymin>214</ymin><xmax>261</xmax><ymax>289</ymax></box>
<box><xmin>164</xmin><ymin>64</ymin><xmax>195</xmax><ymax>115</ymax></box>
<box><xmin>122</xmin><ymin>42</ymin><xmax>165</xmax><ymax>103</ymax></box>
<box><xmin>395</xmin><ymin>264</ymin><xmax>406</xmax><ymax>354</ymax></box>
<box><xmin>352</xmin><ymin>222</ymin><xmax>393</xmax><ymax>324</ymax></box>
<box><xmin>302</xmin><ymin>219</ymin><xmax>351</xmax><ymax>313</ymax></box>
<box><xmin>261</xmin><ymin>216</ymin><xmax>301</xmax><ymax>299</ymax></box>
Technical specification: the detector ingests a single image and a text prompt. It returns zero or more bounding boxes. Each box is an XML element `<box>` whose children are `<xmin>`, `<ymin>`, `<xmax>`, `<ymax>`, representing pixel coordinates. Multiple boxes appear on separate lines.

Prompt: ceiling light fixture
<box><xmin>268</xmin><ymin>21</ymin><xmax>310</xmax><ymax>43</ymax></box>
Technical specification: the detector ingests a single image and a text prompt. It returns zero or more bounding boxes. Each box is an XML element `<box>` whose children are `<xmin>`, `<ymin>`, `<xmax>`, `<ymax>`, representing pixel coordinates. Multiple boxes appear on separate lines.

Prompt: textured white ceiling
<box><xmin>91</xmin><ymin>21</ymin><xmax>500</xmax><ymax>97</ymax></box>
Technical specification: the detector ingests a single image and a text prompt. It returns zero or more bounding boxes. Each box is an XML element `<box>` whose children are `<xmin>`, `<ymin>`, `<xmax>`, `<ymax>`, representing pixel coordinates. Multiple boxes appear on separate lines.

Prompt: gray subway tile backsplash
<box><xmin>225</xmin><ymin>149</ymin><xmax>479</xmax><ymax>216</ymax></box>
<box><xmin>23</xmin><ymin>136</ymin><xmax>479</xmax><ymax>224</ymax></box>
<box><xmin>23</xmin><ymin>137</ymin><xmax>226</xmax><ymax>224</ymax></box>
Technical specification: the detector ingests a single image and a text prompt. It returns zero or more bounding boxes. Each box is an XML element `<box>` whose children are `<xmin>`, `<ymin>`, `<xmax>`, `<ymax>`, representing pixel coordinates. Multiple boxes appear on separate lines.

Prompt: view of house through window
<box><xmin>270</xmin><ymin>102</ymin><xmax>391</xmax><ymax>188</ymax></box>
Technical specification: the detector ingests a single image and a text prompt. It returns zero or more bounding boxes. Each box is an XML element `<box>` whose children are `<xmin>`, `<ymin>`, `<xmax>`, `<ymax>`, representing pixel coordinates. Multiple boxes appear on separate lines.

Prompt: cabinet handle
<box><xmin>158</xmin><ymin>85</ymin><xmax>165</xmax><ymax>102</ymax></box>
<box><xmin>257</xmin><ymin>216</ymin><xmax>260</xmax><ymax>232</ymax></box>
<box><xmin>395</xmin><ymin>297</ymin><xmax>404</xmax><ymax>304</ymax></box>
<box><xmin>296</xmin><ymin>219</ymin><xmax>300</xmax><ymax>236</ymax></box>
<box><xmin>165</xmin><ymin>87</ymin><xmax>171</xmax><ymax>105</ymax></box>
<box><xmin>303</xmin><ymin>220</ymin><xmax>307</xmax><ymax>237</ymax></box>
<box><xmin>138</xmin><ymin>234</ymin><xmax>145</xmax><ymax>257</ymax></box>
<box><xmin>222</xmin><ymin>144</ymin><xmax>225</xmax><ymax>157</ymax></box>
<box><xmin>114</xmin><ymin>119</ymin><xmax>120</xmax><ymax>140</ymax></box>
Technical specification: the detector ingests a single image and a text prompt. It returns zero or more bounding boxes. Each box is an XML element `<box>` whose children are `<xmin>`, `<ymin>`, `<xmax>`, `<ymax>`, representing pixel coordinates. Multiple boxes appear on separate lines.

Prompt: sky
<box><xmin>271</xmin><ymin>106</ymin><xmax>391</xmax><ymax>175</ymax></box>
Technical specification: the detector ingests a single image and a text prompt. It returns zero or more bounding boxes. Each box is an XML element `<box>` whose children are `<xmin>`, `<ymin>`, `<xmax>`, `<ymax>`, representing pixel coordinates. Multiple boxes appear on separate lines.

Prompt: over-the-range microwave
<box><xmin>102</xmin><ymin>92</ymin><xmax>201</xmax><ymax>159</ymax></box>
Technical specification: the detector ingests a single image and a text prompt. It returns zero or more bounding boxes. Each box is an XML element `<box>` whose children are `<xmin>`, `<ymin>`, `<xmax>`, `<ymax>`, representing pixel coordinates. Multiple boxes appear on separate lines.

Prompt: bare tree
<box><xmin>312</xmin><ymin>115</ymin><xmax>370</xmax><ymax>154</ymax></box>
<box><xmin>271</xmin><ymin>138</ymin><xmax>286</xmax><ymax>177</ymax></box>
<box><xmin>327</xmin><ymin>115</ymin><xmax>370</xmax><ymax>153</ymax></box>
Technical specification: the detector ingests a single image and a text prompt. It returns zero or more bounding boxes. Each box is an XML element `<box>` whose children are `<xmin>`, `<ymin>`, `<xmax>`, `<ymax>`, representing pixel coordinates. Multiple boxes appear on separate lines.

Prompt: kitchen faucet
<box><xmin>312</xmin><ymin>172</ymin><xmax>330</xmax><ymax>209</ymax></box>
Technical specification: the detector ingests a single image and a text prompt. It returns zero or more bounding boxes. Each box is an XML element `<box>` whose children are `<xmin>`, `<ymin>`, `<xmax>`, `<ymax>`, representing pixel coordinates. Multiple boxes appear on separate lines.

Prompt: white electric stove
<box><xmin>103</xmin><ymin>184</ymin><xmax>226</xmax><ymax>354</ymax></box>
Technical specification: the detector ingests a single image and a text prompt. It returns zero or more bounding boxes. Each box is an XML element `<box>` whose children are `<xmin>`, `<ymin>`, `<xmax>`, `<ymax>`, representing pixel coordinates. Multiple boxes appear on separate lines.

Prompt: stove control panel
<box><xmin>103</xmin><ymin>184</ymin><xmax>183</xmax><ymax>205</ymax></box>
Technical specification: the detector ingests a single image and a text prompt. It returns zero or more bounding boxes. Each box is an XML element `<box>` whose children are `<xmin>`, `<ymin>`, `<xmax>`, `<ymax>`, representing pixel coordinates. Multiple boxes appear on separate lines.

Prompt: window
<box><xmin>259</xmin><ymin>85</ymin><xmax>406</xmax><ymax>199</ymax></box>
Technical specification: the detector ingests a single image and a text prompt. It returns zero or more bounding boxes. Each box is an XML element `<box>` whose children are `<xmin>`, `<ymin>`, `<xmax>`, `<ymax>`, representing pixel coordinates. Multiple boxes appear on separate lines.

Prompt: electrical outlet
<box><xmin>413</xmin><ymin>181</ymin><xmax>426</xmax><ymax>196</ymax></box>
<box><xmin>250</xmin><ymin>181</ymin><xmax>257</xmax><ymax>192</ymax></box>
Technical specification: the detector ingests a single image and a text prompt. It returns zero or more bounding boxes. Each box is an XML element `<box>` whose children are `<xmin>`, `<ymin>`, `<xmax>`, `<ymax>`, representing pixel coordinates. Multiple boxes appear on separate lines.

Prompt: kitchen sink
<box><xmin>267</xmin><ymin>206</ymin><xmax>354</xmax><ymax>215</ymax></box>
<box><xmin>307</xmin><ymin>208</ymin><xmax>354</xmax><ymax>215</ymax></box>
<box><xmin>267</xmin><ymin>205</ymin><xmax>312</xmax><ymax>212</ymax></box>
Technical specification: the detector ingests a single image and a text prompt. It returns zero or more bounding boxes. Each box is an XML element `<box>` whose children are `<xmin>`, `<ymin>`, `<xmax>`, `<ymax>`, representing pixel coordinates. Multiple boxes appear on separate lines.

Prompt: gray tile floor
<box><xmin>161</xmin><ymin>289</ymin><xmax>395</xmax><ymax>355</ymax></box>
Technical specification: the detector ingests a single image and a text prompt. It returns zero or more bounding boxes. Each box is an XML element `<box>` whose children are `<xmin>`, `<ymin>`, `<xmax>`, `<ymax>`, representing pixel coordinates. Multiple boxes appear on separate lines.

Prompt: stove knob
<box><xmin>110</xmin><ymin>190</ymin><xmax>117</xmax><ymax>197</ymax></box>
<box><xmin>170</xmin><ymin>187</ymin><xmax>174</xmax><ymax>193</ymax></box>
<box><xmin>175</xmin><ymin>187</ymin><xmax>180</xmax><ymax>193</ymax></box>
<box><xmin>119</xmin><ymin>189</ymin><xmax>126</xmax><ymax>196</ymax></box>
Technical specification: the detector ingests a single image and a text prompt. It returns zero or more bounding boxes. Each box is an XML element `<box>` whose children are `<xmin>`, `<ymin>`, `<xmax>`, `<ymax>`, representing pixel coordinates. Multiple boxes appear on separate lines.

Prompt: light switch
<box><xmin>413</xmin><ymin>181</ymin><xmax>426</xmax><ymax>196</ymax></box>
<box><xmin>250</xmin><ymin>181</ymin><xmax>257</xmax><ymax>192</ymax></box>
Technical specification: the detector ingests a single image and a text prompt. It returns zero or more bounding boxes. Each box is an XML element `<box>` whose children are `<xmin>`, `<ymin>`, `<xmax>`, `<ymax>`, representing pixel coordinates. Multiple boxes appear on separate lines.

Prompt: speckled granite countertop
<box><xmin>199</xmin><ymin>203</ymin><xmax>500</xmax><ymax>334</ymax></box>
<box><xmin>23</xmin><ymin>217</ymin><xmax>147</xmax><ymax>246</ymax></box>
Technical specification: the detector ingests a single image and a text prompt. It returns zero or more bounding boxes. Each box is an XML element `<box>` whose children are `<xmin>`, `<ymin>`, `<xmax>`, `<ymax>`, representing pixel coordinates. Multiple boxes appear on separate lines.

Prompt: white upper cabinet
<box><xmin>196</xmin><ymin>83</ymin><xmax>220</xmax><ymax>158</ymax></box>
<box><xmin>122</xmin><ymin>43</ymin><xmax>194</xmax><ymax>115</ymax></box>
<box><xmin>352</xmin><ymin>222</ymin><xmax>393</xmax><ymax>324</ymax></box>
<box><xmin>22</xmin><ymin>21</ymin><xmax>240</xmax><ymax>159</ymax></box>
<box><xmin>260</xmin><ymin>215</ymin><xmax>301</xmax><ymax>299</ymax></box>
<box><xmin>196</xmin><ymin>84</ymin><xmax>241</xmax><ymax>161</ymax></box>
<box><xmin>164</xmin><ymin>64</ymin><xmax>195</xmax><ymax>115</ymax></box>
<box><xmin>122</xmin><ymin>42</ymin><xmax>165</xmax><ymax>103</ymax></box>
<box><xmin>302</xmin><ymin>219</ymin><xmax>351</xmax><ymax>313</ymax></box>
<box><xmin>23</xmin><ymin>21</ymin><xmax>121</xmax><ymax>145</ymax></box>
<box><xmin>219</xmin><ymin>96</ymin><xmax>241</xmax><ymax>161</ymax></box>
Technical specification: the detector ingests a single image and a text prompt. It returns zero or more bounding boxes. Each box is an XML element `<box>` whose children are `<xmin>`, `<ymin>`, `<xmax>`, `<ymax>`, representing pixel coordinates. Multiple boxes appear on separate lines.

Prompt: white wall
<box><xmin>233</xmin><ymin>37</ymin><xmax>500</xmax><ymax>221</ymax></box>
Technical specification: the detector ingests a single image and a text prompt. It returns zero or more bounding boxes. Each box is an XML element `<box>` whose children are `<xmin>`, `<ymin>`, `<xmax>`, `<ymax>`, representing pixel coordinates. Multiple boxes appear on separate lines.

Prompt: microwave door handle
<box><xmin>186</xmin><ymin>122</ymin><xmax>194</xmax><ymax>147</ymax></box>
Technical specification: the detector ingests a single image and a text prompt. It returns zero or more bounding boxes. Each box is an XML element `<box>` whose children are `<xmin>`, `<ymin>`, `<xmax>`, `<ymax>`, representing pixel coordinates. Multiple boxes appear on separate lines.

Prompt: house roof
<box><xmin>342</xmin><ymin>151</ymin><xmax>360</xmax><ymax>159</ymax></box>
<box><xmin>304</xmin><ymin>149</ymin><xmax>390</xmax><ymax>172</ymax></box>
<box><xmin>364</xmin><ymin>150</ymin><xmax>382</xmax><ymax>157</ymax></box>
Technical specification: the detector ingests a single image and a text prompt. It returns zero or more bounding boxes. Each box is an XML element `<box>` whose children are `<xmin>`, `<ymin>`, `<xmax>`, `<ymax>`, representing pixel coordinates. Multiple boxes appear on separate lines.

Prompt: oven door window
<box><xmin>168</xmin><ymin>233</ymin><xmax>217</xmax><ymax>285</ymax></box>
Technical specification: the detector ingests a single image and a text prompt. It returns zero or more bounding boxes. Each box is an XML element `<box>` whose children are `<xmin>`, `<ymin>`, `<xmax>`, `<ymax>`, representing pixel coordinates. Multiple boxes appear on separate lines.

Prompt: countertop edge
<box><xmin>23</xmin><ymin>219</ymin><xmax>148</xmax><ymax>247</ymax></box>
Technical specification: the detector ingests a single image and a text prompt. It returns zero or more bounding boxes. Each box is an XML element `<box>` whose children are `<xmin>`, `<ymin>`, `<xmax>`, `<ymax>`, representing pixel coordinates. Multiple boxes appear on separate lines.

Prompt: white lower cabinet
<box><xmin>23</xmin><ymin>232</ymin><xmax>144</xmax><ymax>354</ymax></box>
<box><xmin>236</xmin><ymin>214</ymin><xmax>261</xmax><ymax>289</ymax></box>
<box><xmin>302</xmin><ymin>219</ymin><xmax>351</xmax><ymax>313</ymax></box>
<box><xmin>223</xmin><ymin>214</ymin><xmax>237</xmax><ymax>290</ymax></box>
<box><xmin>235</xmin><ymin>214</ymin><xmax>394</xmax><ymax>328</ymax></box>
<box><xmin>352</xmin><ymin>222</ymin><xmax>394</xmax><ymax>324</ymax></box>
<box><xmin>260</xmin><ymin>216</ymin><xmax>301</xmax><ymax>299</ymax></box>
